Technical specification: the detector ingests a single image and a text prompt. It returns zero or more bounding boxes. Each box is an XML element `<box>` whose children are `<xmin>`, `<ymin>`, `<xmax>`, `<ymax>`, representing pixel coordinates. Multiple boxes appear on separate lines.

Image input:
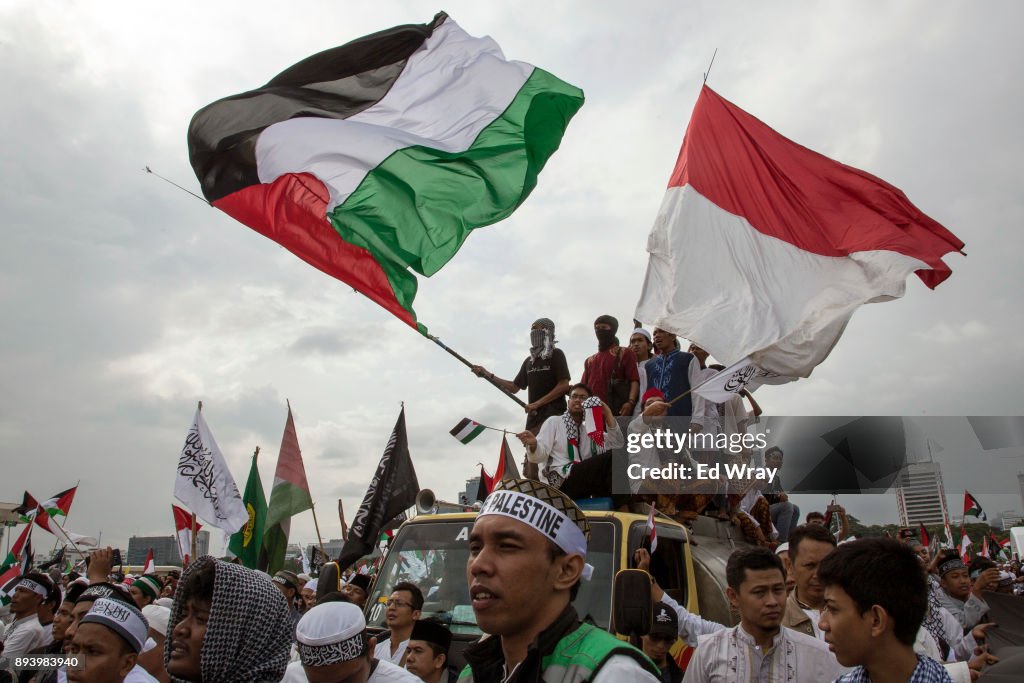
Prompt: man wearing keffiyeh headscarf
<box><xmin>516</xmin><ymin>383</ymin><xmax>623</xmax><ymax>490</ymax></box>
<box><xmin>471</xmin><ymin>319</ymin><xmax>571</xmax><ymax>435</ymax></box>
<box><xmin>164</xmin><ymin>556</ymin><xmax>293</xmax><ymax>683</ymax></box>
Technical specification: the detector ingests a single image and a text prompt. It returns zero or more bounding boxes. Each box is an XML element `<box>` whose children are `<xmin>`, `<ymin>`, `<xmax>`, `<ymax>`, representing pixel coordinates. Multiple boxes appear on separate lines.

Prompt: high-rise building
<box><xmin>462</xmin><ymin>477</ymin><xmax>481</xmax><ymax>505</ymax></box>
<box><xmin>896</xmin><ymin>462</ymin><xmax>950</xmax><ymax>527</ymax></box>
<box><xmin>126</xmin><ymin>530</ymin><xmax>210</xmax><ymax>566</ymax></box>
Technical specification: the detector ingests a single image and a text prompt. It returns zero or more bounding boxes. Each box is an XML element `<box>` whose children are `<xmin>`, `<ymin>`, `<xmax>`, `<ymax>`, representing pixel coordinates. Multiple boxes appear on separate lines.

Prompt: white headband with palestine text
<box><xmin>478</xmin><ymin>489</ymin><xmax>594</xmax><ymax>580</ymax></box>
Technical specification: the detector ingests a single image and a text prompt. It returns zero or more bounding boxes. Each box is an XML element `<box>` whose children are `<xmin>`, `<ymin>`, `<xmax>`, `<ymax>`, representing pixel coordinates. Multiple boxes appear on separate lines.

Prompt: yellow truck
<box><xmin>356</xmin><ymin>502</ymin><xmax>742</xmax><ymax>669</ymax></box>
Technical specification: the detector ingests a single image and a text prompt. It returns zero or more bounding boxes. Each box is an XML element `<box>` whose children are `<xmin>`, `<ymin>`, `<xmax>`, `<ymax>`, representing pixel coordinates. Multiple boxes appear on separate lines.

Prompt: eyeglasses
<box><xmin>385</xmin><ymin>598</ymin><xmax>413</xmax><ymax>609</ymax></box>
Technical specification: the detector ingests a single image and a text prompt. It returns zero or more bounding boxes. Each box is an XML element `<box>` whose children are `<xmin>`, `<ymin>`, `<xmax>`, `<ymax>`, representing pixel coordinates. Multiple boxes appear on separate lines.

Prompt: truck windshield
<box><xmin>366</xmin><ymin>518</ymin><xmax>617</xmax><ymax>634</ymax></box>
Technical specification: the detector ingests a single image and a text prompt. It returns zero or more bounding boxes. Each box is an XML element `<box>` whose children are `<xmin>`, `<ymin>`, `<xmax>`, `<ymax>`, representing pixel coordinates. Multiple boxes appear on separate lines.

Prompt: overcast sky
<box><xmin>2</xmin><ymin>1</ymin><xmax>1023</xmax><ymax>555</ymax></box>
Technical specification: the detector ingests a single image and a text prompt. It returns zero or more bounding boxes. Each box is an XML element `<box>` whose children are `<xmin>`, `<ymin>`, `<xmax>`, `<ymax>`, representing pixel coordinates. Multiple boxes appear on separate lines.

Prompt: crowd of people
<box><xmin>2</xmin><ymin>315</ymin><xmax>1021</xmax><ymax>681</ymax></box>
<box><xmin>1</xmin><ymin>475</ymin><xmax>1023</xmax><ymax>682</ymax></box>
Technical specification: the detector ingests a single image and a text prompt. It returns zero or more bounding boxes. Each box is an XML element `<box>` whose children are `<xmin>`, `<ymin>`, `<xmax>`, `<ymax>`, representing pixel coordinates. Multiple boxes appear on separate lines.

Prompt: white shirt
<box><xmin>591</xmin><ymin>654</ymin><xmax>661</xmax><ymax>682</ymax></box>
<box><xmin>374</xmin><ymin>636</ymin><xmax>409</xmax><ymax>665</ymax></box>
<box><xmin>658</xmin><ymin>592</ymin><xmax>725</xmax><ymax>647</ymax></box>
<box><xmin>283</xmin><ymin>658</ymin><xmax>420</xmax><ymax>682</ymax></box>
<box><xmin>58</xmin><ymin>664</ymin><xmax>158</xmax><ymax>682</ymax></box>
<box><xmin>1</xmin><ymin>614</ymin><xmax>44</xmax><ymax>659</ymax></box>
<box><xmin>682</xmin><ymin>624</ymin><xmax>842</xmax><ymax>683</ymax></box>
<box><xmin>528</xmin><ymin>413</ymin><xmax>625</xmax><ymax>487</ymax></box>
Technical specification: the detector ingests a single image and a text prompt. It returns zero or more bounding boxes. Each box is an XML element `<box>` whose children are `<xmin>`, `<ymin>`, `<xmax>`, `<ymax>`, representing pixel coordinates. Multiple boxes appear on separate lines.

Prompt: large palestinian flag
<box><xmin>188</xmin><ymin>12</ymin><xmax>584</xmax><ymax>332</ymax></box>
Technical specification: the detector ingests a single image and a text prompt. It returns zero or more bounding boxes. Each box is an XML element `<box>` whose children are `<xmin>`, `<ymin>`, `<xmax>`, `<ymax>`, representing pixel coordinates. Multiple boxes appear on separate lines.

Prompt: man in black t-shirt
<box><xmin>471</xmin><ymin>318</ymin><xmax>571</xmax><ymax>434</ymax></box>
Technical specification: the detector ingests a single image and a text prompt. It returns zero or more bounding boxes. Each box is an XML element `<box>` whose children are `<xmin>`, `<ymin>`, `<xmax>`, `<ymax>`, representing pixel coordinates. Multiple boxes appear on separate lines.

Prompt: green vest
<box><xmin>458</xmin><ymin>624</ymin><xmax>659</xmax><ymax>683</ymax></box>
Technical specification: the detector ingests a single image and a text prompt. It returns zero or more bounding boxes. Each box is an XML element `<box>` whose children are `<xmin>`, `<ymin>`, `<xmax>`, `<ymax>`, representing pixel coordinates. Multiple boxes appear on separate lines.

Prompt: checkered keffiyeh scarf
<box><xmin>165</xmin><ymin>556</ymin><xmax>293</xmax><ymax>683</ymax></box>
<box><xmin>921</xmin><ymin>574</ymin><xmax>948</xmax><ymax>657</ymax></box>
<box><xmin>562</xmin><ymin>397</ymin><xmax>603</xmax><ymax>444</ymax></box>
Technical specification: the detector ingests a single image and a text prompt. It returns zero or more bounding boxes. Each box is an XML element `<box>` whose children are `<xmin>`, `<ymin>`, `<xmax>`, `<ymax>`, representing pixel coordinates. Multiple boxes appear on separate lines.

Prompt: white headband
<box><xmin>82</xmin><ymin>598</ymin><xmax>149</xmax><ymax>653</ymax></box>
<box><xmin>478</xmin><ymin>490</ymin><xmax>593</xmax><ymax>580</ymax></box>
<box><xmin>17</xmin><ymin>578</ymin><xmax>49</xmax><ymax>598</ymax></box>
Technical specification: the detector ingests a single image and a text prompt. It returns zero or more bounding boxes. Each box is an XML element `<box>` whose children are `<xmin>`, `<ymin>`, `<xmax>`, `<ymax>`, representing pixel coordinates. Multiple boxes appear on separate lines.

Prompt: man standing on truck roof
<box><xmin>471</xmin><ymin>318</ymin><xmax>571</xmax><ymax>479</ymax></box>
<box><xmin>682</xmin><ymin>547</ymin><xmax>841</xmax><ymax>682</ymax></box>
<box><xmin>460</xmin><ymin>478</ymin><xmax>661</xmax><ymax>682</ymax></box>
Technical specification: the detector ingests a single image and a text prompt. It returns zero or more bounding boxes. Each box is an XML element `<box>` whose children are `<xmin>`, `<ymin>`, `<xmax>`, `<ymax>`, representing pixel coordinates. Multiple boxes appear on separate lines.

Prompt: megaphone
<box><xmin>415</xmin><ymin>489</ymin><xmax>470</xmax><ymax>515</ymax></box>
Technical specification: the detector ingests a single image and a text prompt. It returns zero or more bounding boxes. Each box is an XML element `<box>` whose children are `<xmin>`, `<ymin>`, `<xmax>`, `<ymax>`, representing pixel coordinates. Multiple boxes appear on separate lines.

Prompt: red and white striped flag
<box><xmin>142</xmin><ymin>548</ymin><xmax>156</xmax><ymax>575</ymax></box>
<box><xmin>646</xmin><ymin>504</ymin><xmax>658</xmax><ymax>555</ymax></box>
<box><xmin>635</xmin><ymin>86</ymin><xmax>964</xmax><ymax>378</ymax></box>
<box><xmin>583</xmin><ymin>404</ymin><xmax>605</xmax><ymax>447</ymax></box>
<box><xmin>172</xmin><ymin>505</ymin><xmax>202</xmax><ymax>566</ymax></box>
<box><xmin>959</xmin><ymin>527</ymin><xmax>972</xmax><ymax>564</ymax></box>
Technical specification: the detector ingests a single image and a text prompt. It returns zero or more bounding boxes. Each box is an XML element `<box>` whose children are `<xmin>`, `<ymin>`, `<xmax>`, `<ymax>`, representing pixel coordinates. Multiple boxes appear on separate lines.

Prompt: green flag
<box><xmin>228</xmin><ymin>450</ymin><xmax>267</xmax><ymax>569</ymax></box>
<box><xmin>260</xmin><ymin>403</ymin><xmax>314</xmax><ymax>574</ymax></box>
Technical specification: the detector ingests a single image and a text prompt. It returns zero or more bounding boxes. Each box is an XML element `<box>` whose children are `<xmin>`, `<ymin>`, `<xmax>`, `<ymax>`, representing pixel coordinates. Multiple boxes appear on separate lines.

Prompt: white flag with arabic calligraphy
<box><xmin>174</xmin><ymin>407</ymin><xmax>249</xmax><ymax>533</ymax></box>
<box><xmin>692</xmin><ymin>357</ymin><xmax>796</xmax><ymax>404</ymax></box>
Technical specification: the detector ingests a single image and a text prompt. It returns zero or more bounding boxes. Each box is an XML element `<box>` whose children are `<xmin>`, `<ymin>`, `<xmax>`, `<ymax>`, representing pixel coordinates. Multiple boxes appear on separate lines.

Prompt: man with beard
<box><xmin>459</xmin><ymin>478</ymin><xmax>660</xmax><ymax>682</ymax></box>
<box><xmin>517</xmin><ymin>383</ymin><xmax>622</xmax><ymax>491</ymax></box>
<box><xmin>683</xmin><ymin>548</ymin><xmax>839</xmax><ymax>682</ymax></box>
<box><xmin>581</xmin><ymin>315</ymin><xmax>639</xmax><ymax>416</ymax></box>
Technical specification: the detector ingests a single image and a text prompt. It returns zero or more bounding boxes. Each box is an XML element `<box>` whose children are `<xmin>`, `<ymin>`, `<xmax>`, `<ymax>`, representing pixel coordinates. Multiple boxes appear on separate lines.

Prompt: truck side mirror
<box><xmin>611</xmin><ymin>569</ymin><xmax>652</xmax><ymax>637</ymax></box>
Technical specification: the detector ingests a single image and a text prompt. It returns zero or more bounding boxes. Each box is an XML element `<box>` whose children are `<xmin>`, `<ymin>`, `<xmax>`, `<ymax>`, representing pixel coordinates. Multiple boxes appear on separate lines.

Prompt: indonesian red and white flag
<box><xmin>172</xmin><ymin>505</ymin><xmax>202</xmax><ymax>565</ymax></box>
<box><xmin>635</xmin><ymin>86</ymin><xmax>965</xmax><ymax>378</ymax></box>
<box><xmin>142</xmin><ymin>548</ymin><xmax>156</xmax><ymax>575</ymax></box>
<box><xmin>959</xmin><ymin>527</ymin><xmax>972</xmax><ymax>563</ymax></box>
<box><xmin>646</xmin><ymin>504</ymin><xmax>658</xmax><ymax>555</ymax></box>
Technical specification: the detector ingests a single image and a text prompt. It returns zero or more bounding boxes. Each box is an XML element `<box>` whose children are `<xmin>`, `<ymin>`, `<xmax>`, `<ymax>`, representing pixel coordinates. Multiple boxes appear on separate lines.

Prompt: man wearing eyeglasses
<box><xmin>374</xmin><ymin>582</ymin><xmax>423</xmax><ymax>666</ymax></box>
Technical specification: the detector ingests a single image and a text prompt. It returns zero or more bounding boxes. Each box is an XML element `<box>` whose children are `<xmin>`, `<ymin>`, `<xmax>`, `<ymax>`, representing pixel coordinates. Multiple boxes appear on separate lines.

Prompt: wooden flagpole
<box><xmin>310</xmin><ymin>503</ymin><xmax>327</xmax><ymax>561</ymax></box>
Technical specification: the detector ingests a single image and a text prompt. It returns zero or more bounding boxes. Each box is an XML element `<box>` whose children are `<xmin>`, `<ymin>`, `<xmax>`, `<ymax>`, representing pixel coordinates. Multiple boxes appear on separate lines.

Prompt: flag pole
<box><xmin>190</xmin><ymin>513</ymin><xmax>198</xmax><ymax>562</ymax></box>
<box><xmin>426</xmin><ymin>334</ymin><xmax>530</xmax><ymax>411</ymax></box>
<box><xmin>310</xmin><ymin>504</ymin><xmax>327</xmax><ymax>560</ymax></box>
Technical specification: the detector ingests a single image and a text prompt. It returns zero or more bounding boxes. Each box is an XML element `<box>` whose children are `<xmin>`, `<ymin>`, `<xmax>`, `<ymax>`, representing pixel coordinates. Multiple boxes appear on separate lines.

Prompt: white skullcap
<box><xmin>295</xmin><ymin>601</ymin><xmax>366</xmax><ymax>667</ymax></box>
<box><xmin>775</xmin><ymin>542</ymin><xmax>789</xmax><ymax>556</ymax></box>
<box><xmin>306</xmin><ymin>579</ymin><xmax>319</xmax><ymax>592</ymax></box>
<box><xmin>142</xmin><ymin>604</ymin><xmax>171</xmax><ymax>636</ymax></box>
<box><xmin>82</xmin><ymin>598</ymin><xmax>149</xmax><ymax>653</ymax></box>
<box><xmin>153</xmin><ymin>597</ymin><xmax>173</xmax><ymax>608</ymax></box>
<box><xmin>297</xmin><ymin>573</ymin><xmax>312</xmax><ymax>582</ymax></box>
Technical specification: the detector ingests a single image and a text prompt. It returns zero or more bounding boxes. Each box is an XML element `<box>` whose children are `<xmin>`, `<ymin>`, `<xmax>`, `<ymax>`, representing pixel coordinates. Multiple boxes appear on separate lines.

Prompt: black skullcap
<box><xmin>410</xmin><ymin>619</ymin><xmax>452</xmax><ymax>652</ymax></box>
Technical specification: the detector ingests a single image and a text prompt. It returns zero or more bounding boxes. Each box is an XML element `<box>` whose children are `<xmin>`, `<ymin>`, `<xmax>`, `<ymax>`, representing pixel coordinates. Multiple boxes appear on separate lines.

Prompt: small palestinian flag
<box><xmin>963</xmin><ymin>491</ymin><xmax>987</xmax><ymax>521</ymax></box>
<box><xmin>188</xmin><ymin>12</ymin><xmax>584</xmax><ymax>332</ymax></box>
<box><xmin>450</xmin><ymin>418</ymin><xmax>486</xmax><ymax>445</ymax></box>
<box><xmin>13</xmin><ymin>491</ymin><xmax>39</xmax><ymax>523</ymax></box>
<box><xmin>41</xmin><ymin>486</ymin><xmax>77</xmax><ymax>518</ymax></box>
<box><xmin>982</xmin><ymin>535</ymin><xmax>990</xmax><ymax>560</ymax></box>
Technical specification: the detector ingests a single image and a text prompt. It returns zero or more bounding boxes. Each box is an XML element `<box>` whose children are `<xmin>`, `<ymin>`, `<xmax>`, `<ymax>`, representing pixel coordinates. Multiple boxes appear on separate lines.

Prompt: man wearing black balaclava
<box><xmin>580</xmin><ymin>315</ymin><xmax>639</xmax><ymax>416</ymax></box>
<box><xmin>470</xmin><ymin>318</ymin><xmax>571</xmax><ymax>435</ymax></box>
